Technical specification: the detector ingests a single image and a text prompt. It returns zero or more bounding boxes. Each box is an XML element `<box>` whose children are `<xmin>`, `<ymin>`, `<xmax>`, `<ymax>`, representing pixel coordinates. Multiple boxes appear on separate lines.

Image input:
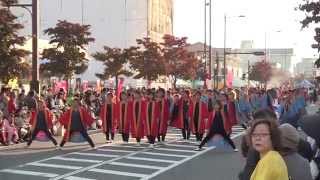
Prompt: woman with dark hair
<box><xmin>249</xmin><ymin>119</ymin><xmax>288</xmax><ymax>180</ymax></box>
<box><xmin>118</xmin><ymin>92</ymin><xmax>131</xmax><ymax>143</ymax></box>
<box><xmin>195</xmin><ymin>100</ymin><xmax>237</xmax><ymax>151</ymax></box>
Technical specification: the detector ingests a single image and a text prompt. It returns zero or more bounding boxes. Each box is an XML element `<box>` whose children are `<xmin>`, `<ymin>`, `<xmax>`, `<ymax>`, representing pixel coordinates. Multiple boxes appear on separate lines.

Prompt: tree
<box><xmin>248</xmin><ymin>61</ymin><xmax>272</xmax><ymax>86</ymax></box>
<box><xmin>298</xmin><ymin>0</ymin><xmax>320</xmax><ymax>67</ymax></box>
<box><xmin>0</xmin><ymin>0</ymin><xmax>30</xmax><ymax>84</ymax></box>
<box><xmin>41</xmin><ymin>20</ymin><xmax>95</xmax><ymax>87</ymax></box>
<box><xmin>161</xmin><ymin>34</ymin><xmax>198</xmax><ymax>89</ymax></box>
<box><xmin>93</xmin><ymin>46</ymin><xmax>134</xmax><ymax>90</ymax></box>
<box><xmin>129</xmin><ymin>37</ymin><xmax>165</xmax><ymax>82</ymax></box>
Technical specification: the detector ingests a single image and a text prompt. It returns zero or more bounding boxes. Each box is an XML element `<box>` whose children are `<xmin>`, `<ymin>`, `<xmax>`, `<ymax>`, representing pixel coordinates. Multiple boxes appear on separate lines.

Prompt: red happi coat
<box><xmin>227</xmin><ymin>101</ymin><xmax>238</xmax><ymax>126</ymax></box>
<box><xmin>171</xmin><ymin>98</ymin><xmax>191</xmax><ymax>129</ymax></box>
<box><xmin>8</xmin><ymin>98</ymin><xmax>16</xmax><ymax>114</ymax></box>
<box><xmin>99</xmin><ymin>102</ymin><xmax>118</xmax><ymax>133</ymax></box>
<box><xmin>29</xmin><ymin>109</ymin><xmax>53</xmax><ymax>132</ymax></box>
<box><xmin>130</xmin><ymin>100</ymin><xmax>145</xmax><ymax>138</ymax></box>
<box><xmin>59</xmin><ymin>107</ymin><xmax>94</xmax><ymax>141</ymax></box>
<box><xmin>143</xmin><ymin>100</ymin><xmax>160</xmax><ymax>137</ymax></box>
<box><xmin>158</xmin><ymin>99</ymin><xmax>170</xmax><ymax>135</ymax></box>
<box><xmin>118</xmin><ymin>100</ymin><xmax>133</xmax><ymax>134</ymax></box>
<box><xmin>189</xmin><ymin>101</ymin><xmax>208</xmax><ymax>134</ymax></box>
<box><xmin>209</xmin><ymin>110</ymin><xmax>230</xmax><ymax>133</ymax></box>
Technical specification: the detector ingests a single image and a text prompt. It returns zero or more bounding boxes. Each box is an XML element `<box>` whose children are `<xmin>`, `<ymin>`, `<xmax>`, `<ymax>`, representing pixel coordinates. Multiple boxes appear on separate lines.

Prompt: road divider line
<box><xmin>64</xmin><ymin>176</ymin><xmax>96</xmax><ymax>180</ymax></box>
<box><xmin>110</xmin><ymin>162</ymin><xmax>163</xmax><ymax>170</ymax></box>
<box><xmin>71</xmin><ymin>152</ymin><xmax>119</xmax><ymax>158</ymax></box>
<box><xmin>126</xmin><ymin>156</ymin><xmax>177</xmax><ymax>163</ymax></box>
<box><xmin>52</xmin><ymin>157</ymin><xmax>102</xmax><ymax>163</ymax></box>
<box><xmin>0</xmin><ymin>169</ymin><xmax>58</xmax><ymax>178</ymax></box>
<box><xmin>28</xmin><ymin>162</ymin><xmax>83</xmax><ymax>170</ymax></box>
<box><xmin>89</xmin><ymin>168</ymin><xmax>147</xmax><ymax>178</ymax></box>
<box><xmin>155</xmin><ymin>147</ymin><xmax>196</xmax><ymax>153</ymax></box>
<box><xmin>141</xmin><ymin>152</ymin><xmax>188</xmax><ymax>158</ymax></box>
<box><xmin>97</xmin><ymin>149</ymin><xmax>134</xmax><ymax>153</ymax></box>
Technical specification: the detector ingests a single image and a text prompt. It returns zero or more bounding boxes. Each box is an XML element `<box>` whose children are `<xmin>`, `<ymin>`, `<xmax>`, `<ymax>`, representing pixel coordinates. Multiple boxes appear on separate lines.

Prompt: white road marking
<box><xmin>52</xmin><ymin>157</ymin><xmax>102</xmax><ymax>163</ymax></box>
<box><xmin>64</xmin><ymin>176</ymin><xmax>96</xmax><ymax>180</ymax></box>
<box><xmin>28</xmin><ymin>162</ymin><xmax>83</xmax><ymax>170</ymax></box>
<box><xmin>141</xmin><ymin>131</ymin><xmax>246</xmax><ymax>180</ymax></box>
<box><xmin>71</xmin><ymin>152</ymin><xmax>119</xmax><ymax>158</ymax></box>
<box><xmin>110</xmin><ymin>162</ymin><xmax>163</xmax><ymax>170</ymax></box>
<box><xmin>141</xmin><ymin>152</ymin><xmax>189</xmax><ymax>158</ymax></box>
<box><xmin>126</xmin><ymin>156</ymin><xmax>178</xmax><ymax>163</ymax></box>
<box><xmin>0</xmin><ymin>169</ymin><xmax>58</xmax><ymax>178</ymax></box>
<box><xmin>164</xmin><ymin>143</ymin><xmax>197</xmax><ymax>148</ymax></box>
<box><xmin>89</xmin><ymin>168</ymin><xmax>147</xmax><ymax>178</ymax></box>
<box><xmin>155</xmin><ymin>147</ymin><xmax>196</xmax><ymax>153</ymax></box>
<box><xmin>97</xmin><ymin>149</ymin><xmax>134</xmax><ymax>153</ymax></box>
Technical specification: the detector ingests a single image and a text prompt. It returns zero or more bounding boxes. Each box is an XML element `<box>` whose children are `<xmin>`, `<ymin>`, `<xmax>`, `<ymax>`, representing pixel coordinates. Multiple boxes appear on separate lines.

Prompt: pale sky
<box><xmin>173</xmin><ymin>0</ymin><xmax>318</xmax><ymax>62</ymax></box>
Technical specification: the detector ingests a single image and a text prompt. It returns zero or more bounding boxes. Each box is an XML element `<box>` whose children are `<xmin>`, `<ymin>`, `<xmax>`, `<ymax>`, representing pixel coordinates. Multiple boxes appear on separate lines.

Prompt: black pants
<box><xmin>105</xmin><ymin>119</ymin><xmax>114</xmax><ymax>140</ymax></box>
<box><xmin>136</xmin><ymin>137</ymin><xmax>141</xmax><ymax>143</ymax></box>
<box><xmin>195</xmin><ymin>133</ymin><xmax>203</xmax><ymax>141</ymax></box>
<box><xmin>147</xmin><ymin>135</ymin><xmax>156</xmax><ymax>144</ymax></box>
<box><xmin>157</xmin><ymin>135</ymin><xmax>166</xmax><ymax>142</ymax></box>
<box><xmin>27</xmin><ymin>128</ymin><xmax>58</xmax><ymax>146</ymax></box>
<box><xmin>105</xmin><ymin>132</ymin><xmax>114</xmax><ymax>141</ymax></box>
<box><xmin>122</xmin><ymin>133</ymin><xmax>129</xmax><ymax>142</ymax></box>
<box><xmin>60</xmin><ymin>130</ymin><xmax>95</xmax><ymax>148</ymax></box>
<box><xmin>199</xmin><ymin>129</ymin><xmax>236</xmax><ymax>149</ymax></box>
<box><xmin>182</xmin><ymin>118</ymin><xmax>190</xmax><ymax>139</ymax></box>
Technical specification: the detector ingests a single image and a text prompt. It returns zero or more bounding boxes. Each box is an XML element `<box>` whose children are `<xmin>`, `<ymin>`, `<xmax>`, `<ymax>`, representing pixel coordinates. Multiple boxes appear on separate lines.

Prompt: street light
<box><xmin>223</xmin><ymin>14</ymin><xmax>246</xmax><ymax>88</ymax></box>
<box><xmin>8</xmin><ymin>0</ymin><xmax>39</xmax><ymax>93</ymax></box>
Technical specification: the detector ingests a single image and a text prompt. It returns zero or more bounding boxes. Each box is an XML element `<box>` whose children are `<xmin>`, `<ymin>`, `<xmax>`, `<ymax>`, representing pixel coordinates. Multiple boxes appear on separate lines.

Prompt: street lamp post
<box><xmin>223</xmin><ymin>14</ymin><xmax>245</xmax><ymax>88</ymax></box>
<box><xmin>9</xmin><ymin>0</ymin><xmax>39</xmax><ymax>93</ymax></box>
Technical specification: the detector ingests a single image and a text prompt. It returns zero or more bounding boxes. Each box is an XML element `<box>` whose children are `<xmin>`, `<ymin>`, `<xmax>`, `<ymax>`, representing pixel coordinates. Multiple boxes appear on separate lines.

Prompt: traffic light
<box><xmin>241</xmin><ymin>73</ymin><xmax>246</xmax><ymax>80</ymax></box>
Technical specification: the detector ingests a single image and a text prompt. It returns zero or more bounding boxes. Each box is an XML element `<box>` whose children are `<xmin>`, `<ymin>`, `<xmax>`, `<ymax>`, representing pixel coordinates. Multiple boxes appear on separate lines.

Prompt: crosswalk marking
<box><xmin>126</xmin><ymin>156</ymin><xmax>178</xmax><ymax>163</ymax></box>
<box><xmin>0</xmin><ymin>169</ymin><xmax>59</xmax><ymax>178</ymax></box>
<box><xmin>155</xmin><ymin>147</ymin><xmax>196</xmax><ymax>153</ymax></box>
<box><xmin>164</xmin><ymin>143</ymin><xmax>197</xmax><ymax>149</ymax></box>
<box><xmin>88</xmin><ymin>168</ymin><xmax>147</xmax><ymax>178</ymax></box>
<box><xmin>110</xmin><ymin>162</ymin><xmax>163</xmax><ymax>170</ymax></box>
<box><xmin>71</xmin><ymin>152</ymin><xmax>119</xmax><ymax>158</ymax></box>
<box><xmin>52</xmin><ymin>157</ymin><xmax>102</xmax><ymax>163</ymax></box>
<box><xmin>141</xmin><ymin>152</ymin><xmax>189</xmax><ymax>158</ymax></box>
<box><xmin>97</xmin><ymin>148</ymin><xmax>134</xmax><ymax>153</ymax></box>
<box><xmin>28</xmin><ymin>162</ymin><xmax>83</xmax><ymax>170</ymax></box>
<box><xmin>64</xmin><ymin>176</ymin><xmax>96</xmax><ymax>180</ymax></box>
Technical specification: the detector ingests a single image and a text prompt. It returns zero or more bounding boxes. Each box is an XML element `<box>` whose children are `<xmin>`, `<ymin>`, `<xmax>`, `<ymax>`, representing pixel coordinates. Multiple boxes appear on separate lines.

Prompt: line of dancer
<box><xmin>26</xmin><ymin>88</ymin><xmax>240</xmax><ymax>150</ymax></box>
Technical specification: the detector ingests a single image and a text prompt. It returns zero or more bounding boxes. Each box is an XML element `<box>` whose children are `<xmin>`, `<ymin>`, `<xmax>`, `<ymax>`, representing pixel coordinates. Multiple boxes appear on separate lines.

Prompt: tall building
<box><xmin>17</xmin><ymin>0</ymin><xmax>173</xmax><ymax>51</ymax></box>
<box><xmin>294</xmin><ymin>58</ymin><xmax>317</xmax><ymax>79</ymax></box>
<box><xmin>14</xmin><ymin>0</ymin><xmax>173</xmax><ymax>81</ymax></box>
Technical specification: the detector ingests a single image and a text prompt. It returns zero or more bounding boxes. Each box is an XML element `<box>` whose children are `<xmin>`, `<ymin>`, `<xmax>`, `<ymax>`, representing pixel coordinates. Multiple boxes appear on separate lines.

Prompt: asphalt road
<box><xmin>0</xmin><ymin>103</ymin><xmax>318</xmax><ymax>180</ymax></box>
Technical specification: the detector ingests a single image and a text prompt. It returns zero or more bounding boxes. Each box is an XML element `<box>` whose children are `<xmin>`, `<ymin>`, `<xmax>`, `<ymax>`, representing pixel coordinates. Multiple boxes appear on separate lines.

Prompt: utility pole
<box><xmin>209</xmin><ymin>0</ymin><xmax>212</xmax><ymax>88</ymax></box>
<box><xmin>203</xmin><ymin>0</ymin><xmax>207</xmax><ymax>88</ymax></box>
<box><xmin>31</xmin><ymin>0</ymin><xmax>39</xmax><ymax>93</ymax></box>
<box><xmin>223</xmin><ymin>14</ymin><xmax>227</xmax><ymax>88</ymax></box>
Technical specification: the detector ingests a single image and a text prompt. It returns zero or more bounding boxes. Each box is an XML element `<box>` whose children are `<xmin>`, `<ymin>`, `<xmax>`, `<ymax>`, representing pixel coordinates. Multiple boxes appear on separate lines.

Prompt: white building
<box><xmin>294</xmin><ymin>58</ymin><xmax>316</xmax><ymax>78</ymax></box>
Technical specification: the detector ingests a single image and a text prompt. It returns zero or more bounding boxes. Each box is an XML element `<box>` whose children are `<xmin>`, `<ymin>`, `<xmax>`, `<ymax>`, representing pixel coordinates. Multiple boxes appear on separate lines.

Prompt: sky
<box><xmin>173</xmin><ymin>0</ymin><xmax>318</xmax><ymax>63</ymax></box>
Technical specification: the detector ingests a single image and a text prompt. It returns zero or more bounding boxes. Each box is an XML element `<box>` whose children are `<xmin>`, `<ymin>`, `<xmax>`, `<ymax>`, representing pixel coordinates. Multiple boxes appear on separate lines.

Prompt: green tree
<box><xmin>161</xmin><ymin>34</ymin><xmax>198</xmax><ymax>89</ymax></box>
<box><xmin>0</xmin><ymin>0</ymin><xmax>30</xmax><ymax>84</ymax></box>
<box><xmin>130</xmin><ymin>37</ymin><xmax>165</xmax><ymax>81</ymax></box>
<box><xmin>248</xmin><ymin>61</ymin><xmax>272</xmax><ymax>86</ymax></box>
<box><xmin>93</xmin><ymin>46</ymin><xmax>135</xmax><ymax>90</ymax></box>
<box><xmin>298</xmin><ymin>0</ymin><xmax>320</xmax><ymax>67</ymax></box>
<box><xmin>41</xmin><ymin>20</ymin><xmax>94</xmax><ymax>88</ymax></box>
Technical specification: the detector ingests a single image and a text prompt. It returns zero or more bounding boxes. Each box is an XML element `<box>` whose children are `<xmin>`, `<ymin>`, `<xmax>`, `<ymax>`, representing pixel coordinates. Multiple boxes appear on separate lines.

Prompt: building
<box><xmin>15</xmin><ymin>0</ymin><xmax>173</xmax><ymax>83</ymax></box>
<box><xmin>234</xmin><ymin>41</ymin><xmax>294</xmax><ymax>74</ymax></box>
<box><xmin>186</xmin><ymin>42</ymin><xmax>244</xmax><ymax>88</ymax></box>
<box><xmin>294</xmin><ymin>58</ymin><xmax>317</xmax><ymax>79</ymax></box>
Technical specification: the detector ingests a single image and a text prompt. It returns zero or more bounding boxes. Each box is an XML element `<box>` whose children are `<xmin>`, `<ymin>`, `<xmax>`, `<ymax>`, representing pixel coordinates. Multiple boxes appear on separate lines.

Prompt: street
<box><xmin>0</xmin><ymin>103</ymin><xmax>318</xmax><ymax>180</ymax></box>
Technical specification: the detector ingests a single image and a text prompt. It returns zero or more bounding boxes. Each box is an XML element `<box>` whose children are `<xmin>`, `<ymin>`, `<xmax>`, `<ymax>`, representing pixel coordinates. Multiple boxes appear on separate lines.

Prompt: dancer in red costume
<box><xmin>99</xmin><ymin>92</ymin><xmax>118</xmax><ymax>143</ymax></box>
<box><xmin>189</xmin><ymin>91</ymin><xmax>208</xmax><ymax>141</ymax></box>
<box><xmin>59</xmin><ymin>98</ymin><xmax>95</xmax><ymax>148</ymax></box>
<box><xmin>156</xmin><ymin>88</ymin><xmax>169</xmax><ymax>143</ymax></box>
<box><xmin>27</xmin><ymin>100</ymin><xmax>58</xmax><ymax>147</ymax></box>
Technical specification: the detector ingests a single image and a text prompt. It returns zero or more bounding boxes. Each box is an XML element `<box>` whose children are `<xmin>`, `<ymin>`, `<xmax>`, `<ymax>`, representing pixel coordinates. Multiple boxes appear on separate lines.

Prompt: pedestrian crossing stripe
<box><xmin>0</xmin><ymin>169</ymin><xmax>58</xmax><ymax>178</ymax></box>
<box><xmin>109</xmin><ymin>162</ymin><xmax>163</xmax><ymax>170</ymax></box>
<box><xmin>141</xmin><ymin>152</ymin><xmax>189</xmax><ymax>158</ymax></box>
<box><xmin>71</xmin><ymin>152</ymin><xmax>119</xmax><ymax>158</ymax></box>
<box><xmin>88</xmin><ymin>168</ymin><xmax>148</xmax><ymax>178</ymax></box>
<box><xmin>52</xmin><ymin>157</ymin><xmax>102</xmax><ymax>163</ymax></box>
<box><xmin>27</xmin><ymin>162</ymin><xmax>83</xmax><ymax>170</ymax></box>
<box><xmin>126</xmin><ymin>156</ymin><xmax>178</xmax><ymax>163</ymax></box>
